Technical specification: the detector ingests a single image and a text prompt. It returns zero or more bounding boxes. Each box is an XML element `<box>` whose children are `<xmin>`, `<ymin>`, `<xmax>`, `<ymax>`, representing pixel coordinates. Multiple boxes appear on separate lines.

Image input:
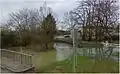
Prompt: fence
<box><xmin>1</xmin><ymin>49</ymin><xmax>33</xmax><ymax>67</ymax></box>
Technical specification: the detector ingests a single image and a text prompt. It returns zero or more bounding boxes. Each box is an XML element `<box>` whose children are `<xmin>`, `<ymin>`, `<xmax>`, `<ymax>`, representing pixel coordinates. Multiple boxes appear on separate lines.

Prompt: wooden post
<box><xmin>27</xmin><ymin>56</ymin><xmax>29</xmax><ymax>65</ymax></box>
<box><xmin>30</xmin><ymin>56</ymin><xmax>32</xmax><ymax>67</ymax></box>
<box><xmin>25</xmin><ymin>55</ymin><xmax>27</xmax><ymax>65</ymax></box>
<box><xmin>21</xmin><ymin>54</ymin><xmax>22</xmax><ymax>64</ymax></box>
<box><xmin>22</xmin><ymin>55</ymin><xmax>24</xmax><ymax>65</ymax></box>
<box><xmin>13</xmin><ymin>53</ymin><xmax>15</xmax><ymax>62</ymax></box>
<box><xmin>14</xmin><ymin>53</ymin><xmax>16</xmax><ymax>61</ymax></box>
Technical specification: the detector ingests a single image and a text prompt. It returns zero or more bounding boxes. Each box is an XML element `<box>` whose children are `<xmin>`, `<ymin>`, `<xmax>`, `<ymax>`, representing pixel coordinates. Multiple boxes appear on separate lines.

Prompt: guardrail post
<box><xmin>21</xmin><ymin>54</ymin><xmax>22</xmax><ymax>64</ymax></box>
<box><xmin>27</xmin><ymin>56</ymin><xmax>29</xmax><ymax>65</ymax></box>
<box><xmin>30</xmin><ymin>56</ymin><xmax>32</xmax><ymax>67</ymax></box>
<box><xmin>25</xmin><ymin>55</ymin><xmax>27</xmax><ymax>65</ymax></box>
<box><xmin>1</xmin><ymin>49</ymin><xmax>33</xmax><ymax>68</ymax></box>
<box><xmin>13</xmin><ymin>53</ymin><xmax>15</xmax><ymax>62</ymax></box>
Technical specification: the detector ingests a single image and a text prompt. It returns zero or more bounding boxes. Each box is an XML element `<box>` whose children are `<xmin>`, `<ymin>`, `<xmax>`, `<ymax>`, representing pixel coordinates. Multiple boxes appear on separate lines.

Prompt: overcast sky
<box><xmin>0</xmin><ymin>0</ymin><xmax>119</xmax><ymax>29</ymax></box>
<box><xmin>0</xmin><ymin>0</ymin><xmax>77</xmax><ymax>24</ymax></box>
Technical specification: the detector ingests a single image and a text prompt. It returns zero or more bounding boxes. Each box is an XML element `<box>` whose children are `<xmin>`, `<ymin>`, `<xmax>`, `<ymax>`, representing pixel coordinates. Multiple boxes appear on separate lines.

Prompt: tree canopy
<box><xmin>40</xmin><ymin>13</ymin><xmax>57</xmax><ymax>50</ymax></box>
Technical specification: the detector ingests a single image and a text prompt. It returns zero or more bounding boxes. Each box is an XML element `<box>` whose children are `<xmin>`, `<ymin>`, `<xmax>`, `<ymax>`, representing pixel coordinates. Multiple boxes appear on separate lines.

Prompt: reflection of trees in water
<box><xmin>76</xmin><ymin>46</ymin><xmax>118</xmax><ymax>71</ymax></box>
<box><xmin>55</xmin><ymin>42</ymin><xmax>119</xmax><ymax>61</ymax></box>
<box><xmin>79</xmin><ymin>46</ymin><xmax>118</xmax><ymax>61</ymax></box>
<box><xmin>55</xmin><ymin>42</ymin><xmax>119</xmax><ymax>72</ymax></box>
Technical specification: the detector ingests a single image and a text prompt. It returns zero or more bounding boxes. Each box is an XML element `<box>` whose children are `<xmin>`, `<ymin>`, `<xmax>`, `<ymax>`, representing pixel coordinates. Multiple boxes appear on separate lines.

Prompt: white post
<box><xmin>72</xmin><ymin>26</ymin><xmax>76</xmax><ymax>72</ymax></box>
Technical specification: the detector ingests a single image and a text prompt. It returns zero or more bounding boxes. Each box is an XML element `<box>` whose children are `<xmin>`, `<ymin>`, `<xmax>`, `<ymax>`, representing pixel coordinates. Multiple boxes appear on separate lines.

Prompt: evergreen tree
<box><xmin>41</xmin><ymin>13</ymin><xmax>56</xmax><ymax>50</ymax></box>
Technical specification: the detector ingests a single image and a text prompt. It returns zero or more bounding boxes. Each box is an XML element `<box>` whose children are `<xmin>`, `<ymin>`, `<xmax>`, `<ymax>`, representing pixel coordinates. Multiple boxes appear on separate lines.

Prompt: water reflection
<box><xmin>54</xmin><ymin>42</ymin><xmax>119</xmax><ymax>62</ymax></box>
<box><xmin>54</xmin><ymin>43</ymin><xmax>73</xmax><ymax>61</ymax></box>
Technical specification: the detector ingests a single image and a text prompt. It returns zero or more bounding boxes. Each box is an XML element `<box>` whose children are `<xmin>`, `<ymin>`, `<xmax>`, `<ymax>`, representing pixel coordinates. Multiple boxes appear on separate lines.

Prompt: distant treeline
<box><xmin>1</xmin><ymin>7</ymin><xmax>57</xmax><ymax>51</ymax></box>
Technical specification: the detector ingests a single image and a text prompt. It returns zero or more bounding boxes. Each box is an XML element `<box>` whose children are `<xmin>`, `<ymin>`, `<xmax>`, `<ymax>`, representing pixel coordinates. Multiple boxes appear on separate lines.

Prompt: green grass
<box><xmin>37</xmin><ymin>55</ymin><xmax>119</xmax><ymax>73</ymax></box>
<box><xmin>33</xmin><ymin>50</ymin><xmax>56</xmax><ymax>72</ymax></box>
<box><xmin>6</xmin><ymin>47</ymin><xmax>119</xmax><ymax>73</ymax></box>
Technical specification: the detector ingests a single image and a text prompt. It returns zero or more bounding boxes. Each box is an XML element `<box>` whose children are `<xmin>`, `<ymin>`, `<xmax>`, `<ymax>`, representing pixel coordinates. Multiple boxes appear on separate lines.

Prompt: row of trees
<box><xmin>1</xmin><ymin>0</ymin><xmax>119</xmax><ymax>49</ymax></box>
<box><xmin>1</xmin><ymin>7</ymin><xmax>57</xmax><ymax>50</ymax></box>
<box><xmin>63</xmin><ymin>0</ymin><xmax>119</xmax><ymax>42</ymax></box>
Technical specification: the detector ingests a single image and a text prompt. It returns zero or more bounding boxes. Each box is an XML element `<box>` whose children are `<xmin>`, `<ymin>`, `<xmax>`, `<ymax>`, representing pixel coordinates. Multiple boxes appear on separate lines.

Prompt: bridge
<box><xmin>0</xmin><ymin>49</ymin><xmax>35</xmax><ymax>73</ymax></box>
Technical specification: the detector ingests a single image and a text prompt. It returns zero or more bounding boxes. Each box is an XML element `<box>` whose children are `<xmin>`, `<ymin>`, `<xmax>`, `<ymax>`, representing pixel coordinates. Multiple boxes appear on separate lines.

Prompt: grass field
<box><xmin>32</xmin><ymin>50</ymin><xmax>56</xmax><ymax>72</ymax></box>
<box><xmin>33</xmin><ymin>50</ymin><xmax>119</xmax><ymax>73</ymax></box>
<box><xmin>7</xmin><ymin>47</ymin><xmax>119</xmax><ymax>73</ymax></box>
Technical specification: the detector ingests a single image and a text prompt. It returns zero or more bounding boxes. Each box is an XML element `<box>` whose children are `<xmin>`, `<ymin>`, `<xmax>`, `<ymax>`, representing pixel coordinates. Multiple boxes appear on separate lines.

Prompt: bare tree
<box><xmin>3</xmin><ymin>4</ymin><xmax>56</xmax><ymax>47</ymax></box>
<box><xmin>70</xmin><ymin>0</ymin><xmax>119</xmax><ymax>41</ymax></box>
<box><xmin>62</xmin><ymin>12</ymin><xmax>75</xmax><ymax>31</ymax></box>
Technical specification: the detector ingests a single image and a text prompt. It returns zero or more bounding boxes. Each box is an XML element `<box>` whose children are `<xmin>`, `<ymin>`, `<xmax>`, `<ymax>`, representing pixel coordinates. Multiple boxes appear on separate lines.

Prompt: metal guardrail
<box><xmin>1</xmin><ymin>49</ymin><xmax>33</xmax><ymax>67</ymax></box>
<box><xmin>1</xmin><ymin>49</ymin><xmax>32</xmax><ymax>56</ymax></box>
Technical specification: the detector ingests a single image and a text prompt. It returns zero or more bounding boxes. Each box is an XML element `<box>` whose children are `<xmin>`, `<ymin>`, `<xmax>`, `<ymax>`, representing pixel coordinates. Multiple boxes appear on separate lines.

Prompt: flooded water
<box><xmin>54</xmin><ymin>42</ymin><xmax>119</xmax><ymax>61</ymax></box>
<box><xmin>54</xmin><ymin>43</ymin><xmax>73</xmax><ymax>61</ymax></box>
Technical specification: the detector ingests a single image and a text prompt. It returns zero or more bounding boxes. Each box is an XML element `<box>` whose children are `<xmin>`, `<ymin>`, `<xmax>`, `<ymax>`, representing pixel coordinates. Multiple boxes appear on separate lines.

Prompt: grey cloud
<box><xmin>0</xmin><ymin>0</ymin><xmax>77</xmax><ymax>23</ymax></box>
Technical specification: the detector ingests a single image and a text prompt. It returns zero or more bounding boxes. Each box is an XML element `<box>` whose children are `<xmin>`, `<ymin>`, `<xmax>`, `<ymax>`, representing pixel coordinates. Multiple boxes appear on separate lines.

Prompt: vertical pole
<box><xmin>72</xmin><ymin>27</ymin><xmax>76</xmax><ymax>72</ymax></box>
<box><xmin>27</xmin><ymin>56</ymin><xmax>29</xmax><ymax>65</ymax></box>
<box><xmin>30</xmin><ymin>56</ymin><xmax>32</xmax><ymax>67</ymax></box>
<box><xmin>13</xmin><ymin>52</ymin><xmax>15</xmax><ymax>62</ymax></box>
<box><xmin>21</xmin><ymin>54</ymin><xmax>22</xmax><ymax>64</ymax></box>
<box><xmin>24</xmin><ymin>55</ymin><xmax>26</xmax><ymax>64</ymax></box>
